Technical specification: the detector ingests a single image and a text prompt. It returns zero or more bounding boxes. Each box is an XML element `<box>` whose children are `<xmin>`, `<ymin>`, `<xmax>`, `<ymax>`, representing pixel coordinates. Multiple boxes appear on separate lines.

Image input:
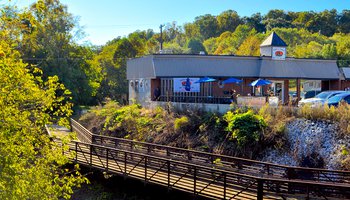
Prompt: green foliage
<box><xmin>85</xmin><ymin>101</ymin><xmax>169</xmax><ymax>141</ymax></box>
<box><xmin>186</xmin><ymin>38</ymin><xmax>206</xmax><ymax>54</ymax></box>
<box><xmin>174</xmin><ymin>116</ymin><xmax>190</xmax><ymax>132</ymax></box>
<box><xmin>0</xmin><ymin>38</ymin><xmax>87</xmax><ymax>199</ymax></box>
<box><xmin>1</xmin><ymin>1</ymin><xmax>102</xmax><ymax>105</ymax></box>
<box><xmin>341</xmin><ymin>145</ymin><xmax>349</xmax><ymax>156</ymax></box>
<box><xmin>224</xmin><ymin>110</ymin><xmax>266</xmax><ymax>146</ymax></box>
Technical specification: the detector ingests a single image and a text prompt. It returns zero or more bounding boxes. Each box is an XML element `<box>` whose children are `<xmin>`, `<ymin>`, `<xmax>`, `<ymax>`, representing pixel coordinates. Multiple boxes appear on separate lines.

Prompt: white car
<box><xmin>298</xmin><ymin>91</ymin><xmax>347</xmax><ymax>107</ymax></box>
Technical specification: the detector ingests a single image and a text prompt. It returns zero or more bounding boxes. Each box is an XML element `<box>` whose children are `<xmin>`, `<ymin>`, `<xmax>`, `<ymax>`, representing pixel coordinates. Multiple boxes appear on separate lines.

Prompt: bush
<box><xmin>224</xmin><ymin>110</ymin><xmax>266</xmax><ymax>146</ymax></box>
<box><xmin>174</xmin><ymin>116</ymin><xmax>189</xmax><ymax>131</ymax></box>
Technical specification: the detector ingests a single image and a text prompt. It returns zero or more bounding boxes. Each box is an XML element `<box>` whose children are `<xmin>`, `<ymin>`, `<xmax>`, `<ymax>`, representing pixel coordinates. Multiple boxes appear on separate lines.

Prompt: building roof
<box><xmin>260</xmin><ymin>32</ymin><xmax>288</xmax><ymax>47</ymax></box>
<box><xmin>127</xmin><ymin>54</ymin><xmax>340</xmax><ymax>80</ymax></box>
<box><xmin>341</xmin><ymin>67</ymin><xmax>350</xmax><ymax>80</ymax></box>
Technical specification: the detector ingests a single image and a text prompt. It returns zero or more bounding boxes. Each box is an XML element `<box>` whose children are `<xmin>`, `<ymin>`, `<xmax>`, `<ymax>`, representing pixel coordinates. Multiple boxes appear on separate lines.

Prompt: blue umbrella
<box><xmin>249</xmin><ymin>79</ymin><xmax>272</xmax><ymax>87</ymax></box>
<box><xmin>195</xmin><ymin>77</ymin><xmax>216</xmax><ymax>83</ymax></box>
<box><xmin>222</xmin><ymin>77</ymin><xmax>242</xmax><ymax>84</ymax></box>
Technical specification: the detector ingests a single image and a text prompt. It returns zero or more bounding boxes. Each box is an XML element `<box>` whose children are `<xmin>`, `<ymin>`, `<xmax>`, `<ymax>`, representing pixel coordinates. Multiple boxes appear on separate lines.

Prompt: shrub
<box><xmin>341</xmin><ymin>156</ymin><xmax>350</xmax><ymax>170</ymax></box>
<box><xmin>174</xmin><ymin>116</ymin><xmax>189</xmax><ymax>132</ymax></box>
<box><xmin>224</xmin><ymin>110</ymin><xmax>267</xmax><ymax>146</ymax></box>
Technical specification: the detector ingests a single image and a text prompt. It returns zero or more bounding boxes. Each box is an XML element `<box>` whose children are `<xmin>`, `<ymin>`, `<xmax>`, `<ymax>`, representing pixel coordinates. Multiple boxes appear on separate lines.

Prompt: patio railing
<box><xmin>157</xmin><ymin>95</ymin><xmax>233</xmax><ymax>104</ymax></box>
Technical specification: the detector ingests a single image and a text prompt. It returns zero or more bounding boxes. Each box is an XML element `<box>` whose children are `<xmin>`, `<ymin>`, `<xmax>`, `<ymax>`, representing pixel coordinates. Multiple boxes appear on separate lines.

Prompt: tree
<box><xmin>0</xmin><ymin>38</ymin><xmax>87</xmax><ymax>199</ymax></box>
<box><xmin>95</xmin><ymin>38</ymin><xmax>138</xmax><ymax>103</ymax></box>
<box><xmin>236</xmin><ymin>35</ymin><xmax>263</xmax><ymax>56</ymax></box>
<box><xmin>186</xmin><ymin>38</ymin><xmax>206</xmax><ymax>54</ymax></box>
<box><xmin>321</xmin><ymin>43</ymin><xmax>337</xmax><ymax>59</ymax></box>
<box><xmin>338</xmin><ymin>10</ymin><xmax>350</xmax><ymax>34</ymax></box>
<box><xmin>16</xmin><ymin>0</ymin><xmax>102</xmax><ymax>105</ymax></box>
<box><xmin>164</xmin><ymin>21</ymin><xmax>183</xmax><ymax>42</ymax></box>
<box><xmin>335</xmin><ymin>34</ymin><xmax>350</xmax><ymax>67</ymax></box>
<box><xmin>193</xmin><ymin>14</ymin><xmax>219</xmax><ymax>40</ymax></box>
<box><xmin>184</xmin><ymin>22</ymin><xmax>201</xmax><ymax>40</ymax></box>
<box><xmin>243</xmin><ymin>13</ymin><xmax>265</xmax><ymax>33</ymax></box>
<box><xmin>307</xmin><ymin>9</ymin><xmax>338</xmax><ymax>36</ymax></box>
<box><xmin>217</xmin><ymin>10</ymin><xmax>242</xmax><ymax>33</ymax></box>
<box><xmin>292</xmin><ymin>11</ymin><xmax>316</xmax><ymax>30</ymax></box>
<box><xmin>294</xmin><ymin>41</ymin><xmax>323</xmax><ymax>58</ymax></box>
<box><xmin>263</xmin><ymin>9</ymin><xmax>293</xmax><ymax>30</ymax></box>
<box><xmin>203</xmin><ymin>37</ymin><xmax>218</xmax><ymax>54</ymax></box>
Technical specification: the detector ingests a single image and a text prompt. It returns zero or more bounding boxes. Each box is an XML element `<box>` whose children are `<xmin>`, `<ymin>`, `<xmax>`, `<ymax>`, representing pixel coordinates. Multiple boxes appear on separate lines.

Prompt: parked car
<box><xmin>304</xmin><ymin>90</ymin><xmax>321</xmax><ymax>99</ymax></box>
<box><xmin>298</xmin><ymin>90</ymin><xmax>347</xmax><ymax>107</ymax></box>
<box><xmin>327</xmin><ymin>92</ymin><xmax>350</xmax><ymax>107</ymax></box>
<box><xmin>289</xmin><ymin>91</ymin><xmax>305</xmax><ymax>105</ymax></box>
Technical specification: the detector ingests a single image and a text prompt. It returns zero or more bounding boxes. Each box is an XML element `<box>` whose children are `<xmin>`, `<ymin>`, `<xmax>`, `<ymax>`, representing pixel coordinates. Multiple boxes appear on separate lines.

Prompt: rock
<box><xmin>262</xmin><ymin>118</ymin><xmax>349</xmax><ymax>170</ymax></box>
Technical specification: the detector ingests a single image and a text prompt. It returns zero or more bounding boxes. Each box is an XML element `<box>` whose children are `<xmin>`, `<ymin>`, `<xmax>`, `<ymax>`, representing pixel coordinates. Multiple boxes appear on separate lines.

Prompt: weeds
<box><xmin>79</xmin><ymin>100</ymin><xmax>350</xmax><ymax>166</ymax></box>
<box><xmin>298</xmin><ymin>103</ymin><xmax>350</xmax><ymax>134</ymax></box>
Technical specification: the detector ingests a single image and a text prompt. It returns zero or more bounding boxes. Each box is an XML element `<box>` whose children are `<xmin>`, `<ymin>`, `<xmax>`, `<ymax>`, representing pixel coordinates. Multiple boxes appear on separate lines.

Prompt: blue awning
<box><xmin>195</xmin><ymin>77</ymin><xmax>217</xmax><ymax>83</ymax></box>
<box><xmin>249</xmin><ymin>79</ymin><xmax>272</xmax><ymax>86</ymax></box>
<box><xmin>222</xmin><ymin>77</ymin><xmax>242</xmax><ymax>84</ymax></box>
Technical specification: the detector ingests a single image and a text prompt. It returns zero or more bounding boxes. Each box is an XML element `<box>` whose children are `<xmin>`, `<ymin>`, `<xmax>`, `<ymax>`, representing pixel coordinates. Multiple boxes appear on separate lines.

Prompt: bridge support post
<box><xmin>89</xmin><ymin>145</ymin><xmax>92</xmax><ymax>166</ymax></box>
<box><xmin>257</xmin><ymin>179</ymin><xmax>264</xmax><ymax>200</ymax></box>
<box><xmin>106</xmin><ymin>149</ymin><xmax>109</xmax><ymax>172</ymax></box>
<box><xmin>193</xmin><ymin>167</ymin><xmax>197</xmax><ymax>196</ymax></box>
<box><xmin>124</xmin><ymin>152</ymin><xmax>127</xmax><ymax>178</ymax></box>
<box><xmin>75</xmin><ymin>142</ymin><xmax>78</xmax><ymax>161</ymax></box>
<box><xmin>144</xmin><ymin>156</ymin><xmax>147</xmax><ymax>184</ymax></box>
<box><xmin>223</xmin><ymin>172</ymin><xmax>227</xmax><ymax>199</ymax></box>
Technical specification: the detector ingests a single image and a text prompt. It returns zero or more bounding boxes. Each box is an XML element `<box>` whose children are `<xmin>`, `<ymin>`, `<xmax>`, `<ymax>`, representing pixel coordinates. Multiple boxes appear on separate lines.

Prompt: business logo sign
<box><xmin>173</xmin><ymin>78</ymin><xmax>200</xmax><ymax>92</ymax></box>
<box><xmin>272</xmin><ymin>47</ymin><xmax>286</xmax><ymax>60</ymax></box>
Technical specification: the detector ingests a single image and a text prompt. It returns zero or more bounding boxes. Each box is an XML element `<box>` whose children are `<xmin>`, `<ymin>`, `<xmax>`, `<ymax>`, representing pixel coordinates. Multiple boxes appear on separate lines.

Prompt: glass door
<box><xmin>269</xmin><ymin>81</ymin><xmax>284</xmax><ymax>103</ymax></box>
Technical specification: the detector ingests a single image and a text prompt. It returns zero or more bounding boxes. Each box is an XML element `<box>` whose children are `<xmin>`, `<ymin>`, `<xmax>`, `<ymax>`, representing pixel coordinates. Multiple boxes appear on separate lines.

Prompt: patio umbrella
<box><xmin>222</xmin><ymin>77</ymin><xmax>242</xmax><ymax>84</ymax></box>
<box><xmin>195</xmin><ymin>77</ymin><xmax>217</xmax><ymax>83</ymax></box>
<box><xmin>249</xmin><ymin>79</ymin><xmax>272</xmax><ymax>87</ymax></box>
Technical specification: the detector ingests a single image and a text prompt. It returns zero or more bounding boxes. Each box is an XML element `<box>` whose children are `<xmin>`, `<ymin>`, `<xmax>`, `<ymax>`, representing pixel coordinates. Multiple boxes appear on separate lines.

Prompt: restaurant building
<box><xmin>127</xmin><ymin>32</ymin><xmax>346</xmax><ymax>112</ymax></box>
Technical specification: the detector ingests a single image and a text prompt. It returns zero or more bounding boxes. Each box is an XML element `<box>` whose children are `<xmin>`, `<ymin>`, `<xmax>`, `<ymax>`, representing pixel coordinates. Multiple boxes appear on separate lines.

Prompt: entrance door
<box><xmin>270</xmin><ymin>81</ymin><xmax>284</xmax><ymax>103</ymax></box>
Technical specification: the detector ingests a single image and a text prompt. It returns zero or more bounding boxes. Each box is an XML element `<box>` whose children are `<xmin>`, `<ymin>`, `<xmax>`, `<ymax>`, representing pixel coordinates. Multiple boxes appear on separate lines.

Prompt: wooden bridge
<box><xmin>49</xmin><ymin>119</ymin><xmax>350</xmax><ymax>199</ymax></box>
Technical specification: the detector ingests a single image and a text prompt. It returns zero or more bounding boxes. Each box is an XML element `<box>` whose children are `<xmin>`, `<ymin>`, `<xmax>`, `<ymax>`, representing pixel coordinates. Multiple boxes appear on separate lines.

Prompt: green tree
<box><xmin>236</xmin><ymin>35</ymin><xmax>263</xmax><ymax>56</ymax></box>
<box><xmin>334</xmin><ymin>34</ymin><xmax>350</xmax><ymax>67</ymax></box>
<box><xmin>263</xmin><ymin>9</ymin><xmax>293</xmax><ymax>30</ymax></box>
<box><xmin>15</xmin><ymin>0</ymin><xmax>102</xmax><ymax>105</ymax></box>
<box><xmin>95</xmin><ymin>38</ymin><xmax>137</xmax><ymax>103</ymax></box>
<box><xmin>294</xmin><ymin>41</ymin><xmax>323</xmax><ymax>58</ymax></box>
<box><xmin>203</xmin><ymin>37</ymin><xmax>218</xmax><ymax>54</ymax></box>
<box><xmin>193</xmin><ymin>14</ymin><xmax>219</xmax><ymax>40</ymax></box>
<box><xmin>184</xmin><ymin>22</ymin><xmax>201</xmax><ymax>40</ymax></box>
<box><xmin>217</xmin><ymin>10</ymin><xmax>242</xmax><ymax>33</ymax></box>
<box><xmin>0</xmin><ymin>38</ymin><xmax>87</xmax><ymax>199</ymax></box>
<box><xmin>186</xmin><ymin>38</ymin><xmax>206</xmax><ymax>54</ymax></box>
<box><xmin>243</xmin><ymin>13</ymin><xmax>265</xmax><ymax>33</ymax></box>
<box><xmin>338</xmin><ymin>10</ymin><xmax>350</xmax><ymax>34</ymax></box>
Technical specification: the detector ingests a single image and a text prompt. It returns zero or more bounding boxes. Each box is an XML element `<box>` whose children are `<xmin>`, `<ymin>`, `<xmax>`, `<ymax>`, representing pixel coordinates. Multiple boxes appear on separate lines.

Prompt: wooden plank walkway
<box><xmin>47</xmin><ymin>120</ymin><xmax>350</xmax><ymax>200</ymax></box>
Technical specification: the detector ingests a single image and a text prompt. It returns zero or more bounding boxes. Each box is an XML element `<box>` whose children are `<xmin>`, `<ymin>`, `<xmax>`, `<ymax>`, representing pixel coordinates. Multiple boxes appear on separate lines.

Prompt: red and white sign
<box><xmin>272</xmin><ymin>47</ymin><xmax>286</xmax><ymax>60</ymax></box>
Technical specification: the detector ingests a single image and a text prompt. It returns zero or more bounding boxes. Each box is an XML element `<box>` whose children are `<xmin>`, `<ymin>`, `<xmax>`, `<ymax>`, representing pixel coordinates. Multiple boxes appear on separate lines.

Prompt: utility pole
<box><xmin>159</xmin><ymin>24</ymin><xmax>164</xmax><ymax>51</ymax></box>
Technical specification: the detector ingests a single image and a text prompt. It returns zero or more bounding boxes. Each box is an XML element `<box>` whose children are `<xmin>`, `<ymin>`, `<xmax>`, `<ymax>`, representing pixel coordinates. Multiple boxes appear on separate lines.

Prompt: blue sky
<box><xmin>12</xmin><ymin>0</ymin><xmax>350</xmax><ymax>45</ymax></box>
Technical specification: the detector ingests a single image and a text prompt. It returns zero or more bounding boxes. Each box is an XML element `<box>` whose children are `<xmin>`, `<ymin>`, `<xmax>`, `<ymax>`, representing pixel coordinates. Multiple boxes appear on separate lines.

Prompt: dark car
<box><xmin>327</xmin><ymin>92</ymin><xmax>350</xmax><ymax>107</ymax></box>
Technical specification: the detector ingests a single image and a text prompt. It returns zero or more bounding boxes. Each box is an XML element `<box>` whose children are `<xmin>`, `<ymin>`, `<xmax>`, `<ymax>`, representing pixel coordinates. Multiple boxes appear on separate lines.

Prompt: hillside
<box><xmin>78</xmin><ymin>101</ymin><xmax>350</xmax><ymax>170</ymax></box>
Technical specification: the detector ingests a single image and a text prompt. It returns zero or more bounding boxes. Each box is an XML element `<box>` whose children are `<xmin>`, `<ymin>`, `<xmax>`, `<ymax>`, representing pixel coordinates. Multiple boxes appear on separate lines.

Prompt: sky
<box><xmin>11</xmin><ymin>0</ymin><xmax>350</xmax><ymax>45</ymax></box>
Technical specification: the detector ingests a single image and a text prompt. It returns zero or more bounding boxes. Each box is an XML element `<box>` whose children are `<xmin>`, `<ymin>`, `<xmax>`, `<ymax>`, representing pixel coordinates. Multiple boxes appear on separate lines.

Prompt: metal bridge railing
<box><xmin>69</xmin><ymin>141</ymin><xmax>350</xmax><ymax>200</ymax></box>
<box><xmin>70</xmin><ymin>118</ymin><xmax>350</xmax><ymax>199</ymax></box>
